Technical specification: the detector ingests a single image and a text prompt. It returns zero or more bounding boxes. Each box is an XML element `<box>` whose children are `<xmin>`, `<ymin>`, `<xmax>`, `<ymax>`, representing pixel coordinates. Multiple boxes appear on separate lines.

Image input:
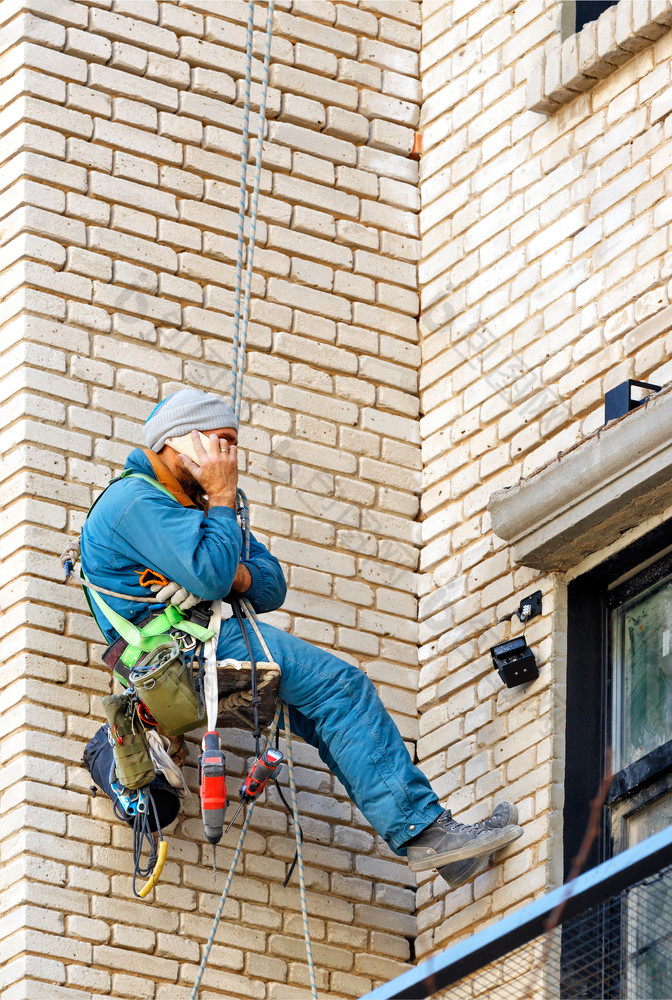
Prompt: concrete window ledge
<box><xmin>528</xmin><ymin>1</ymin><xmax>672</xmax><ymax>115</ymax></box>
<box><xmin>488</xmin><ymin>380</ymin><xmax>672</xmax><ymax>572</ymax></box>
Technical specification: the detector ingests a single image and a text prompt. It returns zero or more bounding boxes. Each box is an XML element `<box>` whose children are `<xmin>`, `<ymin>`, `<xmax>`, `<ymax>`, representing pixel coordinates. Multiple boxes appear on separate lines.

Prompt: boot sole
<box><xmin>438</xmin><ymin>853</ymin><xmax>491</xmax><ymax>889</ymax></box>
<box><xmin>408</xmin><ymin>824</ymin><xmax>523</xmax><ymax>872</ymax></box>
<box><xmin>436</xmin><ymin>804</ymin><xmax>519</xmax><ymax>888</ymax></box>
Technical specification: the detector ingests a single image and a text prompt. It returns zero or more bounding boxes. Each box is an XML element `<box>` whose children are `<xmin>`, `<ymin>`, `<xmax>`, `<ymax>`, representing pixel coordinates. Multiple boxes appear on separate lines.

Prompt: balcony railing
<box><xmin>362</xmin><ymin>825</ymin><xmax>672</xmax><ymax>1000</ymax></box>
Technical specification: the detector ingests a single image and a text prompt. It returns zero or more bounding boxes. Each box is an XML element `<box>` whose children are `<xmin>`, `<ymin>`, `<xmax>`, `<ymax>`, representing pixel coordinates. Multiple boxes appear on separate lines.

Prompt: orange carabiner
<box><xmin>138</xmin><ymin>568</ymin><xmax>170</xmax><ymax>589</ymax></box>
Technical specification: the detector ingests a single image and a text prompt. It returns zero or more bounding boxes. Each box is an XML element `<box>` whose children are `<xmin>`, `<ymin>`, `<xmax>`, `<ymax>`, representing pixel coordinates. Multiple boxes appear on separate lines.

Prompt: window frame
<box><xmin>606</xmin><ymin>550</ymin><xmax>672</xmax><ymax>778</ymax></box>
<box><xmin>565</xmin><ymin>523</ymin><xmax>672</xmax><ymax>878</ymax></box>
<box><xmin>564</xmin><ymin>525</ymin><xmax>672</xmax><ymax>997</ymax></box>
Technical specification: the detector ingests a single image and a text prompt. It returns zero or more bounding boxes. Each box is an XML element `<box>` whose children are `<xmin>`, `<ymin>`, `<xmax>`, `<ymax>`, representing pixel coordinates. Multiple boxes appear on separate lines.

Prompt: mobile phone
<box><xmin>164</xmin><ymin>431</ymin><xmax>211</xmax><ymax>466</ymax></box>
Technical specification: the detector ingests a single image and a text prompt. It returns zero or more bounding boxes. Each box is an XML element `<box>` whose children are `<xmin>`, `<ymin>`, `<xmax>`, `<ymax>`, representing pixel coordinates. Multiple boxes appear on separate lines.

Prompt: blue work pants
<box><xmin>217</xmin><ymin>618</ymin><xmax>442</xmax><ymax>854</ymax></box>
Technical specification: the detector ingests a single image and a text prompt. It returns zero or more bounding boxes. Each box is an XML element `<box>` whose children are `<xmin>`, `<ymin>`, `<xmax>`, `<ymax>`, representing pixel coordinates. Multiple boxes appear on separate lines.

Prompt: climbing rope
<box><xmin>190</xmin><ymin>699</ymin><xmax>282</xmax><ymax>1000</ymax></box>
<box><xmin>230</xmin><ymin>0</ymin><xmax>254</xmax><ymax>412</ymax></box>
<box><xmin>219</xmin><ymin>2</ymin><xmax>317</xmax><ymax>971</ymax></box>
<box><xmin>69</xmin><ymin>1</ymin><xmax>314</xmax><ymax>990</ymax></box>
<box><xmin>60</xmin><ymin>539</ymin><xmax>165</xmax><ymax>603</ymax></box>
<box><xmin>191</xmin><ymin>700</ymin><xmax>317</xmax><ymax>1000</ymax></box>
<box><xmin>283</xmin><ymin>701</ymin><xmax>318</xmax><ymax>1000</ymax></box>
<box><xmin>230</xmin><ymin>0</ymin><xmax>276</xmax><ymax>420</ymax></box>
<box><xmin>238</xmin><ymin>600</ymin><xmax>318</xmax><ymax>1000</ymax></box>
<box><xmin>190</xmin><ymin>602</ymin><xmax>318</xmax><ymax>999</ymax></box>
<box><xmin>234</xmin><ymin>0</ymin><xmax>275</xmax><ymax>420</ymax></box>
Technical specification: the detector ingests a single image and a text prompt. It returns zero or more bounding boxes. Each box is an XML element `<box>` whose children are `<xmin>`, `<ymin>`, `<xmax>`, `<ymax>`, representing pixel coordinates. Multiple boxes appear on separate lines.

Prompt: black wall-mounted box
<box><xmin>604</xmin><ymin>380</ymin><xmax>661</xmax><ymax>424</ymax></box>
<box><xmin>491</xmin><ymin>637</ymin><xmax>539</xmax><ymax>688</ymax></box>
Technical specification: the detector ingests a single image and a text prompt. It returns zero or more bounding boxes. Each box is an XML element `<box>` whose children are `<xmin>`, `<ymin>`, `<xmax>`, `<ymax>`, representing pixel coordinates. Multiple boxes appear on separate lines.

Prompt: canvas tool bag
<box><xmin>130</xmin><ymin>640</ymin><xmax>203</xmax><ymax>738</ymax></box>
<box><xmin>101</xmin><ymin>691</ymin><xmax>156</xmax><ymax>790</ymax></box>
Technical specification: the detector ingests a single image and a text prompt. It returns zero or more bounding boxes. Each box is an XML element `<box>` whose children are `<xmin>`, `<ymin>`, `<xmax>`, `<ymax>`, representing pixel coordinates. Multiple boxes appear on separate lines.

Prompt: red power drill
<box><xmin>226</xmin><ymin>747</ymin><xmax>284</xmax><ymax>832</ymax></box>
<box><xmin>199</xmin><ymin>731</ymin><xmax>228</xmax><ymax>874</ymax></box>
<box><xmin>242</xmin><ymin>747</ymin><xmax>284</xmax><ymax>799</ymax></box>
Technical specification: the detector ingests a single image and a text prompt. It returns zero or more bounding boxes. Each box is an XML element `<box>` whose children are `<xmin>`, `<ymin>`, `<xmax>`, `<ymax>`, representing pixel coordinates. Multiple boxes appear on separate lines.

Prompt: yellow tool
<box><xmin>137</xmin><ymin>840</ymin><xmax>168</xmax><ymax>898</ymax></box>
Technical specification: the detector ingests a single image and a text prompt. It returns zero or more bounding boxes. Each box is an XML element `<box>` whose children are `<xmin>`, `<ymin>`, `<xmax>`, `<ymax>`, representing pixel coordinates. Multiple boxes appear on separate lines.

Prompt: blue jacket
<box><xmin>80</xmin><ymin>448</ymin><xmax>287</xmax><ymax>643</ymax></box>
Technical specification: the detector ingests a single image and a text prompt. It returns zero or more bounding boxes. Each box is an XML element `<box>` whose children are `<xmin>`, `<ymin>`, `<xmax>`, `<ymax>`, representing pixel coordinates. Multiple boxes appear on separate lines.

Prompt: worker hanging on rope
<box><xmin>75</xmin><ymin>387</ymin><xmax>523</xmax><ymax>896</ymax></box>
<box><xmin>62</xmin><ymin>1</ymin><xmax>521</xmax><ymax>993</ymax></box>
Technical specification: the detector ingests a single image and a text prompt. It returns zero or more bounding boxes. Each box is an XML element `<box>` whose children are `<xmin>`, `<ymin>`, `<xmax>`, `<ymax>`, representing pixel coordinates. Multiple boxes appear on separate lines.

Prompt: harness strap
<box><xmin>203</xmin><ymin>600</ymin><xmax>222</xmax><ymax>732</ymax></box>
<box><xmin>86</xmin><ymin>577</ymin><xmax>213</xmax><ymax>653</ymax></box>
<box><xmin>87</xmin><ymin>580</ymin><xmax>169</xmax><ymax>653</ymax></box>
<box><xmin>118</xmin><ymin>469</ymin><xmax>178</xmax><ymax>501</ymax></box>
<box><xmin>85</xmin><ymin>468</ymin><xmax>178</xmax><ymax>528</ymax></box>
<box><xmin>83</xmin><ymin>470</ymin><xmax>214</xmax><ymax>653</ymax></box>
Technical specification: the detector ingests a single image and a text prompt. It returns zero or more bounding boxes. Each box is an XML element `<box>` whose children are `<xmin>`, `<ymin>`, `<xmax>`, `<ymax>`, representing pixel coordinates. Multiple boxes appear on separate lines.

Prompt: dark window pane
<box><xmin>612</xmin><ymin>573</ymin><xmax>672</xmax><ymax>771</ymax></box>
<box><xmin>575</xmin><ymin>1</ymin><xmax>619</xmax><ymax>33</ymax></box>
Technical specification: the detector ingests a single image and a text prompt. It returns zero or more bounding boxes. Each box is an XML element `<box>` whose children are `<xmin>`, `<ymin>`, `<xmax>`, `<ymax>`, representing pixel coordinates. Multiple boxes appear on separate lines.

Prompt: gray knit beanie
<box><xmin>143</xmin><ymin>388</ymin><xmax>238</xmax><ymax>452</ymax></box>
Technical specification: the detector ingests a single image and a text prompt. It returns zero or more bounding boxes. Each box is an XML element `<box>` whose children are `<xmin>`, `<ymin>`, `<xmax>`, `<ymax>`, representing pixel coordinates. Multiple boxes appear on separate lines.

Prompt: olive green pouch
<box><xmin>101</xmin><ymin>692</ymin><xmax>155</xmax><ymax>790</ymax></box>
<box><xmin>130</xmin><ymin>641</ymin><xmax>202</xmax><ymax>738</ymax></box>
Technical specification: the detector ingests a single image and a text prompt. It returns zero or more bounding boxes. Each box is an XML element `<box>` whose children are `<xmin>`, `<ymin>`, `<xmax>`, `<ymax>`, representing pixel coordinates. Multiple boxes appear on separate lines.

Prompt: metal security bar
<box><xmin>362</xmin><ymin>825</ymin><xmax>672</xmax><ymax>1000</ymax></box>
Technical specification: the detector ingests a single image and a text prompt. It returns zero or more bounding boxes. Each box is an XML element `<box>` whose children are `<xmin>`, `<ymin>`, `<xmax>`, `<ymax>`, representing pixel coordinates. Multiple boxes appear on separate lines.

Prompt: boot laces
<box><xmin>436</xmin><ymin>809</ymin><xmax>488</xmax><ymax>836</ymax></box>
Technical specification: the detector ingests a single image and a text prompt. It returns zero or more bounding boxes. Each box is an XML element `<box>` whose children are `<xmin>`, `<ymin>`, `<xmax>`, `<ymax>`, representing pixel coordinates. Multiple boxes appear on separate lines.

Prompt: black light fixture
<box><xmin>490</xmin><ymin>591</ymin><xmax>542</xmax><ymax>689</ymax></box>
<box><xmin>604</xmin><ymin>380</ymin><xmax>661</xmax><ymax>424</ymax></box>
<box><xmin>491</xmin><ymin>637</ymin><xmax>539</xmax><ymax>688</ymax></box>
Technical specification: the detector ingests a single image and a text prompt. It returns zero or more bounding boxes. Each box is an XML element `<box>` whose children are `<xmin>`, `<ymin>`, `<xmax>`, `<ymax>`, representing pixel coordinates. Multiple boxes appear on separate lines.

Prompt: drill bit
<box><xmin>224</xmin><ymin>802</ymin><xmax>244</xmax><ymax>835</ymax></box>
<box><xmin>212</xmin><ymin>845</ymin><xmax>217</xmax><ymax>881</ymax></box>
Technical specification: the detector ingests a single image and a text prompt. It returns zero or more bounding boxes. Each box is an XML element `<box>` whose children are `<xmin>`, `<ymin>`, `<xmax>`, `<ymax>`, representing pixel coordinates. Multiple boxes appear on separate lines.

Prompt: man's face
<box><xmin>166</xmin><ymin>426</ymin><xmax>238</xmax><ymax>494</ymax></box>
<box><xmin>207</xmin><ymin>427</ymin><xmax>238</xmax><ymax>449</ymax></box>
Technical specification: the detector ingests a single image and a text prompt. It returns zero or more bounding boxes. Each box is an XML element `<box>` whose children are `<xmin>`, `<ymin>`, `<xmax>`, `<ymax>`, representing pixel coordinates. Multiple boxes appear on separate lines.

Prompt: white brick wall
<box><xmin>6</xmin><ymin>0</ymin><xmax>669</xmax><ymax>990</ymax></box>
<box><xmin>418</xmin><ymin>0</ymin><xmax>672</xmax><ymax>963</ymax></box>
<box><xmin>0</xmin><ymin>1</ymin><xmax>423</xmax><ymax>996</ymax></box>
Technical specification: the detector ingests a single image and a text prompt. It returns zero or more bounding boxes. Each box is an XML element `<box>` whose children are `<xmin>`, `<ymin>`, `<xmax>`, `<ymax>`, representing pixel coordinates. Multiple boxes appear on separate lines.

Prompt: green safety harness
<box><xmin>81</xmin><ymin>469</ymin><xmax>214</xmax><ymax>676</ymax></box>
<box><xmin>78</xmin><ymin>470</ymin><xmax>218</xmax><ymax>899</ymax></box>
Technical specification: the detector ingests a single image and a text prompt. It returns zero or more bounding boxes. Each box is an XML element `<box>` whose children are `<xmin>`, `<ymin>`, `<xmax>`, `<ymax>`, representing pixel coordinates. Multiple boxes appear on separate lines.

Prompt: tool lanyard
<box><xmin>203</xmin><ymin>600</ymin><xmax>222</xmax><ymax>732</ymax></box>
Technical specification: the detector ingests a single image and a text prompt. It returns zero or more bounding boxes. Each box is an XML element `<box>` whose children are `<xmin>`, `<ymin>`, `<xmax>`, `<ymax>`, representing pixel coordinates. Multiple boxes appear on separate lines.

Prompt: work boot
<box><xmin>406</xmin><ymin>804</ymin><xmax>523</xmax><ymax>872</ymax></box>
<box><xmin>437</xmin><ymin>802</ymin><xmax>519</xmax><ymax>889</ymax></box>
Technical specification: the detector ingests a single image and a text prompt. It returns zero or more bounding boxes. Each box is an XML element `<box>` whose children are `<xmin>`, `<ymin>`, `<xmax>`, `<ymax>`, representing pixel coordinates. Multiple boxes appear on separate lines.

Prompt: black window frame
<box><xmin>565</xmin><ymin>522</ymin><xmax>672</xmax><ymax>878</ymax></box>
<box><xmin>563</xmin><ymin>523</ymin><xmax>672</xmax><ymax>998</ymax></box>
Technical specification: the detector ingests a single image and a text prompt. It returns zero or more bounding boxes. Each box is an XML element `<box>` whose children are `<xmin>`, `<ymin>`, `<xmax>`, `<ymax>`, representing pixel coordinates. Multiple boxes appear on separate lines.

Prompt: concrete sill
<box><xmin>528</xmin><ymin>1</ymin><xmax>672</xmax><ymax>115</ymax></box>
<box><xmin>488</xmin><ymin>376</ymin><xmax>672</xmax><ymax>572</ymax></box>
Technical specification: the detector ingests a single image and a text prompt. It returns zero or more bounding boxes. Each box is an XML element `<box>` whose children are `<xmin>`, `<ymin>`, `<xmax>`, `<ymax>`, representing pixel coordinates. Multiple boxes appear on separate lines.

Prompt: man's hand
<box><xmin>178</xmin><ymin>430</ymin><xmax>238</xmax><ymax>509</ymax></box>
<box><xmin>150</xmin><ymin>580</ymin><xmax>202</xmax><ymax>611</ymax></box>
<box><xmin>231</xmin><ymin>564</ymin><xmax>252</xmax><ymax>593</ymax></box>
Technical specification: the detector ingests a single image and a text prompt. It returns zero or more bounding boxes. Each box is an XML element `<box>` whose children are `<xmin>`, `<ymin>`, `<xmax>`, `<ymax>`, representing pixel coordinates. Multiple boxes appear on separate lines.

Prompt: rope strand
<box><xmin>230</xmin><ymin>0</ymin><xmax>255</xmax><ymax>408</ymax></box>
<box><xmin>233</xmin><ymin>0</ymin><xmax>276</xmax><ymax>420</ymax></box>
<box><xmin>189</xmin><ymin>701</ymin><xmax>282</xmax><ymax>999</ymax></box>
<box><xmin>283</xmin><ymin>701</ymin><xmax>318</xmax><ymax>1000</ymax></box>
<box><xmin>66</xmin><ymin>572</ymin><xmax>164</xmax><ymax>604</ymax></box>
<box><xmin>192</xmin><ymin>6</ymin><xmax>316</xmax><ymax>997</ymax></box>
